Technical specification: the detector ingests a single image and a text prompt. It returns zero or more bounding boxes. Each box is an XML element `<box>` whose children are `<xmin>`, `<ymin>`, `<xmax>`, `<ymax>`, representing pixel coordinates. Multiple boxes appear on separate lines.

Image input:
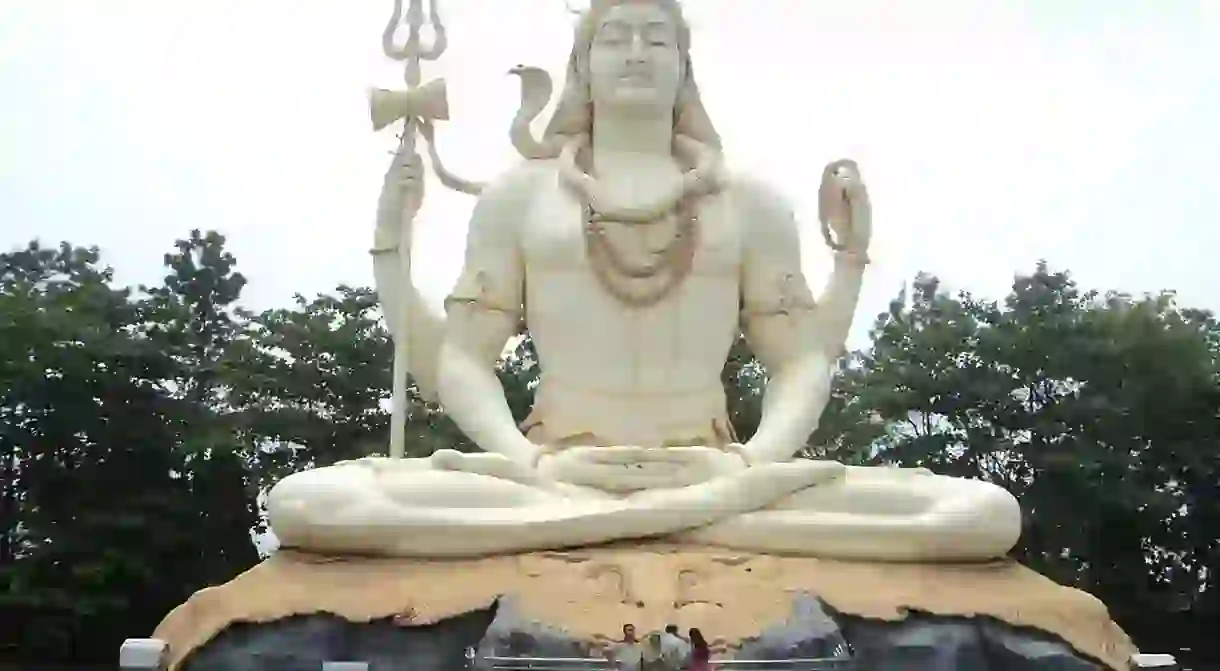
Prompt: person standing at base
<box><xmin>660</xmin><ymin>624</ymin><xmax>689</xmax><ymax>669</ymax></box>
<box><xmin>607</xmin><ymin>624</ymin><xmax>644</xmax><ymax>671</ymax></box>
<box><xmin>640</xmin><ymin>632</ymin><xmax>668</xmax><ymax>671</ymax></box>
<box><xmin>687</xmin><ymin>629</ymin><xmax>710</xmax><ymax>671</ymax></box>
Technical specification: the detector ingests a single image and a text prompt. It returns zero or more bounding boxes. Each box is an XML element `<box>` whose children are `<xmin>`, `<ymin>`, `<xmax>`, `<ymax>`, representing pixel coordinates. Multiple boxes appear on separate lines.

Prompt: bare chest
<box><xmin>517</xmin><ymin>178</ymin><xmax>744</xmax><ymax>392</ymax></box>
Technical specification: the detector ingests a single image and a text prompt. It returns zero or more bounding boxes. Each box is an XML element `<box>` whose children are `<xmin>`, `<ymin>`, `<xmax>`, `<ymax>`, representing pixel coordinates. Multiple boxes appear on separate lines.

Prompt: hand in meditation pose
<box><xmin>267</xmin><ymin>0</ymin><xmax>1022</xmax><ymax>561</ymax></box>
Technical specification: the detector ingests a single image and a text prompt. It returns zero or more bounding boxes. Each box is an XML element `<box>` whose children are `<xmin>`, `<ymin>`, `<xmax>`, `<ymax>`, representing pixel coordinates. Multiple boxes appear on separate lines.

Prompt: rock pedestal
<box><xmin>153</xmin><ymin>544</ymin><xmax>1137</xmax><ymax>671</ymax></box>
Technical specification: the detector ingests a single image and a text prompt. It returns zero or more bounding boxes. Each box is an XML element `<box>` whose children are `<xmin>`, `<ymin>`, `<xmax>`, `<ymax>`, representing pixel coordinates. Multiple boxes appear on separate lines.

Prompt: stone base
<box><xmin>179</xmin><ymin>604</ymin><xmax>1110</xmax><ymax>671</ymax></box>
<box><xmin>153</xmin><ymin>544</ymin><xmax>1137</xmax><ymax>670</ymax></box>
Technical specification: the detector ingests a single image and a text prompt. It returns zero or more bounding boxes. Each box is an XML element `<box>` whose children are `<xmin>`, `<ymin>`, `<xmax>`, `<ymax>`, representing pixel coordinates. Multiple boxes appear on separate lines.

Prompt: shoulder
<box><xmin>722</xmin><ymin>172</ymin><xmax>801</xmax><ymax>249</ymax></box>
<box><xmin>476</xmin><ymin>159</ymin><xmax>561</xmax><ymax>209</ymax></box>
<box><xmin>467</xmin><ymin>159</ymin><xmax>561</xmax><ymax>239</ymax></box>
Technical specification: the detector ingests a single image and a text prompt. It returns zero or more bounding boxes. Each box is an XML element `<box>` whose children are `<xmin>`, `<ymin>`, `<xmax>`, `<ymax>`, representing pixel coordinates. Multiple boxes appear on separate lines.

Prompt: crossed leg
<box><xmin>266</xmin><ymin>454</ymin><xmax>845</xmax><ymax>557</ymax></box>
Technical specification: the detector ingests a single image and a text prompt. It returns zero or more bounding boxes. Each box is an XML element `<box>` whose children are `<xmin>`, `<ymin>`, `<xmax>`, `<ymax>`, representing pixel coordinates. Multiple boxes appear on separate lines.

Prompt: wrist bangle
<box><xmin>834</xmin><ymin>248</ymin><xmax>871</xmax><ymax>265</ymax></box>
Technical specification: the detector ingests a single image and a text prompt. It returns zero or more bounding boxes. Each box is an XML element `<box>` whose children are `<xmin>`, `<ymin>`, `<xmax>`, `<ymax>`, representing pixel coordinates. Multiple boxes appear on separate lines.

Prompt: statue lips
<box><xmin>618</xmin><ymin>71</ymin><xmax>654</xmax><ymax>85</ymax></box>
<box><xmin>614</xmin><ymin>67</ymin><xmax>658</xmax><ymax>96</ymax></box>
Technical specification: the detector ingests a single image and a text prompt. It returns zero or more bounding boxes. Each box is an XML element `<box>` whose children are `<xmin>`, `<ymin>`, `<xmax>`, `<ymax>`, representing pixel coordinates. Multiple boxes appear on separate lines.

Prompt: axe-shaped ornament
<box><xmin>369</xmin><ymin>78</ymin><xmax>450</xmax><ymax>132</ymax></box>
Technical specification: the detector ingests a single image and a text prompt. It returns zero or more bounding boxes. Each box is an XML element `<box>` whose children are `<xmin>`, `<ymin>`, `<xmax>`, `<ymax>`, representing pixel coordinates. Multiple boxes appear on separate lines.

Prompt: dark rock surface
<box><xmin>978</xmin><ymin>620</ymin><xmax>1103</xmax><ymax>671</ymax></box>
<box><xmin>182</xmin><ymin>609</ymin><xmax>494</xmax><ymax>671</ymax></box>
<box><xmin>476</xmin><ymin>597</ymin><xmax>592</xmax><ymax>659</ymax></box>
<box><xmin>838</xmin><ymin>612</ymin><xmax>1103</xmax><ymax>671</ymax></box>
<box><xmin>733</xmin><ymin>594</ymin><xmax>849</xmax><ymax>661</ymax></box>
<box><xmin>181</xmin><ymin>597</ymin><xmax>1110</xmax><ymax>671</ymax></box>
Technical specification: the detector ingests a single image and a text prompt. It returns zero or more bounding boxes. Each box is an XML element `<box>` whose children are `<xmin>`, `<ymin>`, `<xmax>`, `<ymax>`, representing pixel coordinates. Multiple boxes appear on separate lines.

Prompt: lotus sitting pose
<box><xmin>267</xmin><ymin>0</ymin><xmax>1022</xmax><ymax>561</ymax></box>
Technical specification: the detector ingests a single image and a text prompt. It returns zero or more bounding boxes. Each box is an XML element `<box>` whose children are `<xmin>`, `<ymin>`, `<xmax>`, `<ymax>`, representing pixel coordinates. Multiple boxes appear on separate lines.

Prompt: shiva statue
<box><xmin>267</xmin><ymin>0</ymin><xmax>1022</xmax><ymax>561</ymax></box>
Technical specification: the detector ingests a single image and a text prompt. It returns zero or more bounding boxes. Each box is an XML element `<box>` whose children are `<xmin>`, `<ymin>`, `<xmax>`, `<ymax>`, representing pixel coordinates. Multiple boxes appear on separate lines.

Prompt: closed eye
<box><xmin>643</xmin><ymin>21</ymin><xmax>675</xmax><ymax>46</ymax></box>
<box><xmin>596</xmin><ymin>21</ymin><xmax>632</xmax><ymax>45</ymax></box>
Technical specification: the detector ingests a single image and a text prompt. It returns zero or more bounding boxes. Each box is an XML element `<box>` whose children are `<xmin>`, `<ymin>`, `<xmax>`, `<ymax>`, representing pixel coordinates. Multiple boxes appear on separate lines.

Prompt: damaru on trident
<box><xmin>266</xmin><ymin>0</ymin><xmax>1023</xmax><ymax>560</ymax></box>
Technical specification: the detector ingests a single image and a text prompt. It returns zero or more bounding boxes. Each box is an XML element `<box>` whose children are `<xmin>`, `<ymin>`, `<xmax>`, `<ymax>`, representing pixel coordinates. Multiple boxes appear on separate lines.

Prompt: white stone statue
<box><xmin>267</xmin><ymin>0</ymin><xmax>1022</xmax><ymax>561</ymax></box>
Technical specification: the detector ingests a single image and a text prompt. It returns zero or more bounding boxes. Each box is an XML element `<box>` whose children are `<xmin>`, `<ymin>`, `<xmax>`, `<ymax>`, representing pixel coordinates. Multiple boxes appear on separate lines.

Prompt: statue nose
<box><xmin>628</xmin><ymin>34</ymin><xmax>650</xmax><ymax>58</ymax></box>
<box><xmin>625</xmin><ymin>45</ymin><xmax>650</xmax><ymax>70</ymax></box>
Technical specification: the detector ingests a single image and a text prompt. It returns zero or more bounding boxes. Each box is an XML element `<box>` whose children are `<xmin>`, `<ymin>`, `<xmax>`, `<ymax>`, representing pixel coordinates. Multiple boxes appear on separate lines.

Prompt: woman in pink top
<box><xmin>687</xmin><ymin>628</ymin><xmax>711</xmax><ymax>671</ymax></box>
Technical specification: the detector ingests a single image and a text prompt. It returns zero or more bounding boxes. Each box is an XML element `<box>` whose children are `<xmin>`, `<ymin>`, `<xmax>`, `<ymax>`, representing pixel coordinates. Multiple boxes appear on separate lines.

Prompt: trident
<box><xmin>373</xmin><ymin>0</ymin><xmax>450</xmax><ymax>460</ymax></box>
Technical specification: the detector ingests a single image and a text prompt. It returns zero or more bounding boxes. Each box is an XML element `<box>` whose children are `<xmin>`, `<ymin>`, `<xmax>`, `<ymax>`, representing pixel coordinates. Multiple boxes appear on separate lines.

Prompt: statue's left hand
<box><xmin>430</xmin><ymin>446</ymin><xmax>750</xmax><ymax>492</ymax></box>
<box><xmin>727</xmin><ymin>441</ymin><xmax>781</xmax><ymax>467</ymax></box>
<box><xmin>539</xmin><ymin>446</ymin><xmax>746</xmax><ymax>493</ymax></box>
<box><xmin>818</xmin><ymin>159</ymin><xmax>872</xmax><ymax>253</ymax></box>
<box><xmin>730</xmin><ymin>440</ymin><xmax>833</xmax><ymax>468</ymax></box>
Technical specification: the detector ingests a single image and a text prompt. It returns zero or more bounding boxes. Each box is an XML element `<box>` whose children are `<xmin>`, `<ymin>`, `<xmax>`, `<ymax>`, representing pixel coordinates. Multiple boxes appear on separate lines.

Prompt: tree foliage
<box><xmin>0</xmin><ymin>237</ymin><xmax>260</xmax><ymax>660</ymax></box>
<box><xmin>817</xmin><ymin>264</ymin><xmax>1220</xmax><ymax>630</ymax></box>
<box><xmin>1</xmin><ymin>234</ymin><xmax>1217</xmax><ymax>664</ymax></box>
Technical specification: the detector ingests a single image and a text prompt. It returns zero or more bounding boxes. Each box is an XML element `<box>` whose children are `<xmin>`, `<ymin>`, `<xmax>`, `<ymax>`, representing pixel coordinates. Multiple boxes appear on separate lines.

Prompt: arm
<box><xmin>435</xmin><ymin>166</ymin><xmax>541</xmax><ymax>466</ymax></box>
<box><xmin>737</xmin><ymin>179</ymin><xmax>869</xmax><ymax>465</ymax></box>
<box><xmin>371</xmin><ymin>153</ymin><xmax>425</xmax><ymax>349</ymax></box>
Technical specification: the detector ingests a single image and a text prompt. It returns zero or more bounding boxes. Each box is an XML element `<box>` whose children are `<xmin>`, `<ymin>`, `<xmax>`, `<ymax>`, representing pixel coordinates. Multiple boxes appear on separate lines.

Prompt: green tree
<box><xmin>141</xmin><ymin>230</ymin><xmax>261</xmax><ymax>580</ymax></box>
<box><xmin>721</xmin><ymin>333</ymin><xmax>886</xmax><ymax>461</ymax></box>
<box><xmin>0</xmin><ymin>243</ymin><xmax>198</xmax><ymax>659</ymax></box>
<box><xmin>498</xmin><ymin>325</ymin><xmax>539</xmax><ymax>427</ymax></box>
<box><xmin>832</xmin><ymin>263</ymin><xmax>1220</xmax><ymax>618</ymax></box>
<box><xmin>0</xmin><ymin>235</ymin><xmax>265</xmax><ymax>662</ymax></box>
<box><xmin>226</xmin><ymin>286</ymin><xmax>405</xmax><ymax>469</ymax></box>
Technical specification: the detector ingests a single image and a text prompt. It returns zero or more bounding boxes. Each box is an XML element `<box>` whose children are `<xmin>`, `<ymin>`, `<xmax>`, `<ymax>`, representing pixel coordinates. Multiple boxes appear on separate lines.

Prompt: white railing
<box><xmin>478</xmin><ymin>656</ymin><xmax>855</xmax><ymax>671</ymax></box>
<box><xmin>118</xmin><ymin>637</ymin><xmax>1181</xmax><ymax>670</ymax></box>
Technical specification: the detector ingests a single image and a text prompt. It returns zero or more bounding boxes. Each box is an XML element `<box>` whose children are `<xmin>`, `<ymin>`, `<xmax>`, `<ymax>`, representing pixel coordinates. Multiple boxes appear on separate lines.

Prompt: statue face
<box><xmin>587</xmin><ymin>3</ymin><xmax>682</xmax><ymax>115</ymax></box>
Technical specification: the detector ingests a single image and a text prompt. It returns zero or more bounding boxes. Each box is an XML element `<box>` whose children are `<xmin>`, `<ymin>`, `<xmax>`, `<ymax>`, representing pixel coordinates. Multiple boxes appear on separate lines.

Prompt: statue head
<box><xmin>543</xmin><ymin>0</ymin><xmax>721</xmax><ymax>151</ymax></box>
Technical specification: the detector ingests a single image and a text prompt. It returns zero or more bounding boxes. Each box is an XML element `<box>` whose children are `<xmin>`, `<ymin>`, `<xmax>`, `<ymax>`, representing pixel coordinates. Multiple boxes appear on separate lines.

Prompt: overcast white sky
<box><xmin>2</xmin><ymin>0</ymin><xmax>1218</xmax><ymax>345</ymax></box>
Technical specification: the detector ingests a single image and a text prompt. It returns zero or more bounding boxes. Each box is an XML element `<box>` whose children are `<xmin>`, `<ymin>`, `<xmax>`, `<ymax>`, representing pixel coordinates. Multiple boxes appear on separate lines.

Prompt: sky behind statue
<box><xmin>2</xmin><ymin>0</ymin><xmax>1217</xmax><ymax>347</ymax></box>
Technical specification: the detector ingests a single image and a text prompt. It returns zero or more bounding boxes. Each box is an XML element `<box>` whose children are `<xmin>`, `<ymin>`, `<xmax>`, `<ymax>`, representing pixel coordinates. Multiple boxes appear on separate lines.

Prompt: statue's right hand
<box><xmin>537</xmin><ymin>446</ymin><xmax>743</xmax><ymax>493</ymax></box>
<box><xmin>430</xmin><ymin>448</ymin><xmax>543</xmax><ymax>485</ymax></box>
<box><xmin>381</xmin><ymin>151</ymin><xmax>425</xmax><ymax>223</ymax></box>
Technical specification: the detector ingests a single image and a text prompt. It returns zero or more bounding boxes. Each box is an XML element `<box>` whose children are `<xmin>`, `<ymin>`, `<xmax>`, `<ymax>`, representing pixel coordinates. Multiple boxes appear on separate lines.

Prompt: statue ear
<box><xmin>674</xmin><ymin>60</ymin><xmax>721</xmax><ymax>150</ymax></box>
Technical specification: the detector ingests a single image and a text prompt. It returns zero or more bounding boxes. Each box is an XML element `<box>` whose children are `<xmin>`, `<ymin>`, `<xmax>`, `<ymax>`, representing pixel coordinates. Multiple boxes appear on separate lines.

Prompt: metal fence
<box><xmin>479</xmin><ymin>657</ymin><xmax>855</xmax><ymax>671</ymax></box>
<box><xmin>117</xmin><ymin>638</ymin><xmax>1180</xmax><ymax>670</ymax></box>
